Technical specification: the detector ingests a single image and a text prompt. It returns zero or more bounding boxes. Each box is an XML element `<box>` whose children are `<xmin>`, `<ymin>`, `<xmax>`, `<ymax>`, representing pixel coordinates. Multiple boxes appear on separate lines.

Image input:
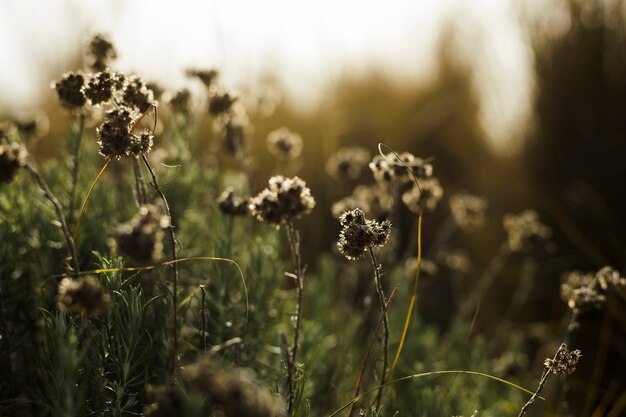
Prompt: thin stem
<box><xmin>368</xmin><ymin>247</ymin><xmax>389</xmax><ymax>410</ymax></box>
<box><xmin>68</xmin><ymin>113</ymin><xmax>85</xmax><ymax>227</ymax></box>
<box><xmin>285</xmin><ymin>221</ymin><xmax>304</xmax><ymax>416</ymax></box>
<box><xmin>200</xmin><ymin>285</ymin><xmax>207</xmax><ymax>353</ymax></box>
<box><xmin>25</xmin><ymin>162</ymin><xmax>80</xmax><ymax>277</ymax></box>
<box><xmin>517</xmin><ymin>344</ymin><xmax>565</xmax><ymax>417</ymax></box>
<box><xmin>141</xmin><ymin>154</ymin><xmax>179</xmax><ymax>376</ymax></box>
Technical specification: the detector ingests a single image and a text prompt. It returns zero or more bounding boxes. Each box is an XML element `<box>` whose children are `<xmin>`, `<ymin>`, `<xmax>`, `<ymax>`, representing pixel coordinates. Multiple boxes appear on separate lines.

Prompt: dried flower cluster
<box><xmin>449</xmin><ymin>191</ymin><xmax>488</xmax><ymax>230</ymax></box>
<box><xmin>97</xmin><ymin>106</ymin><xmax>154</xmax><ymax>158</ymax></box>
<box><xmin>212</xmin><ymin>103</ymin><xmax>250</xmax><ymax>153</ymax></box>
<box><xmin>369</xmin><ymin>152</ymin><xmax>433</xmax><ymax>184</ymax></box>
<box><xmin>337</xmin><ymin>208</ymin><xmax>392</xmax><ymax>260</ymax></box>
<box><xmin>209</xmin><ymin>89</ymin><xmax>238</xmax><ymax>116</ymax></box>
<box><xmin>54</xmin><ymin>72</ymin><xmax>88</xmax><ymax>109</ymax></box>
<box><xmin>218</xmin><ymin>188</ymin><xmax>250</xmax><ymax>216</ymax></box>
<box><xmin>182</xmin><ymin>360</ymin><xmax>287</xmax><ymax>417</ymax></box>
<box><xmin>168</xmin><ymin>88</ymin><xmax>192</xmax><ymax>114</ymax></box>
<box><xmin>186</xmin><ymin>68</ymin><xmax>219</xmax><ymax>89</ymax></box>
<box><xmin>543</xmin><ymin>344</ymin><xmax>582</xmax><ymax>375</ymax></box>
<box><xmin>85</xmin><ymin>33</ymin><xmax>117</xmax><ymax>71</ymax></box>
<box><xmin>57</xmin><ymin>276</ymin><xmax>110</xmax><ymax>316</ymax></box>
<box><xmin>250</xmin><ymin>176</ymin><xmax>315</xmax><ymax>226</ymax></box>
<box><xmin>402</xmin><ymin>177</ymin><xmax>444</xmax><ymax>212</ymax></box>
<box><xmin>331</xmin><ymin>184</ymin><xmax>392</xmax><ymax>220</ymax></box>
<box><xmin>503</xmin><ymin>210</ymin><xmax>551</xmax><ymax>252</ymax></box>
<box><xmin>326</xmin><ymin>147</ymin><xmax>371</xmax><ymax>180</ymax></box>
<box><xmin>266</xmin><ymin>127</ymin><xmax>303</xmax><ymax>160</ymax></box>
<box><xmin>0</xmin><ymin>143</ymin><xmax>27</xmax><ymax>184</ymax></box>
<box><xmin>560</xmin><ymin>266</ymin><xmax>625</xmax><ymax>313</ymax></box>
<box><xmin>110</xmin><ymin>205</ymin><xmax>168</xmax><ymax>265</ymax></box>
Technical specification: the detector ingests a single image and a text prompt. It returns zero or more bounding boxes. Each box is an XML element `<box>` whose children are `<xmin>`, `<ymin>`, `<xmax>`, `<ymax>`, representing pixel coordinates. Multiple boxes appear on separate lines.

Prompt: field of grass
<box><xmin>2</xmin><ymin>11</ymin><xmax>626</xmax><ymax>416</ymax></box>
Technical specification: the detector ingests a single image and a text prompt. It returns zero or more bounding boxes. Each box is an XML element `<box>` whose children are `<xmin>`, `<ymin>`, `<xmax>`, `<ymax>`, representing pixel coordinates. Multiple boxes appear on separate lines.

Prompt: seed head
<box><xmin>561</xmin><ymin>270</ymin><xmax>605</xmax><ymax>313</ymax></box>
<box><xmin>208</xmin><ymin>89</ymin><xmax>238</xmax><ymax>116</ymax></box>
<box><xmin>169</xmin><ymin>88</ymin><xmax>192</xmax><ymax>114</ymax></box>
<box><xmin>212</xmin><ymin>105</ymin><xmax>250</xmax><ymax>153</ymax></box>
<box><xmin>331</xmin><ymin>184</ymin><xmax>392</xmax><ymax>220</ymax></box>
<box><xmin>596</xmin><ymin>266</ymin><xmax>626</xmax><ymax>290</ymax></box>
<box><xmin>544</xmin><ymin>344</ymin><xmax>582</xmax><ymax>375</ymax></box>
<box><xmin>337</xmin><ymin>208</ymin><xmax>392</xmax><ymax>260</ymax></box>
<box><xmin>369</xmin><ymin>152</ymin><xmax>433</xmax><ymax>185</ymax></box>
<box><xmin>85</xmin><ymin>33</ymin><xmax>117</xmax><ymax>71</ymax></box>
<box><xmin>218</xmin><ymin>188</ymin><xmax>250</xmax><ymax>216</ymax></box>
<box><xmin>97</xmin><ymin>107</ymin><xmax>134</xmax><ymax>158</ymax></box>
<box><xmin>186</xmin><ymin>68</ymin><xmax>219</xmax><ymax>88</ymax></box>
<box><xmin>326</xmin><ymin>147</ymin><xmax>370</xmax><ymax>180</ymax></box>
<box><xmin>0</xmin><ymin>143</ymin><xmax>27</xmax><ymax>185</ymax></box>
<box><xmin>503</xmin><ymin>210</ymin><xmax>551</xmax><ymax>252</ymax></box>
<box><xmin>449</xmin><ymin>191</ymin><xmax>488</xmax><ymax>230</ymax></box>
<box><xmin>110</xmin><ymin>205</ymin><xmax>168</xmax><ymax>264</ymax></box>
<box><xmin>250</xmin><ymin>176</ymin><xmax>315</xmax><ymax>226</ymax></box>
<box><xmin>53</xmin><ymin>72</ymin><xmax>87</xmax><ymax>109</ymax></box>
<box><xmin>57</xmin><ymin>276</ymin><xmax>110</xmax><ymax>316</ymax></box>
<box><xmin>84</xmin><ymin>69</ymin><xmax>122</xmax><ymax>105</ymax></box>
<box><xmin>266</xmin><ymin>127</ymin><xmax>303</xmax><ymax>161</ymax></box>
<box><xmin>122</xmin><ymin>74</ymin><xmax>154</xmax><ymax>112</ymax></box>
<box><xmin>402</xmin><ymin>177</ymin><xmax>444</xmax><ymax>212</ymax></box>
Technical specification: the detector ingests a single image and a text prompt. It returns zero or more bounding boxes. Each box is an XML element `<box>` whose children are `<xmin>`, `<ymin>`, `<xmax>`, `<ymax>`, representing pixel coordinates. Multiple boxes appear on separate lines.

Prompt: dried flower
<box><xmin>369</xmin><ymin>152</ymin><xmax>433</xmax><ymax>185</ymax></box>
<box><xmin>110</xmin><ymin>205</ymin><xmax>168</xmax><ymax>264</ymax></box>
<box><xmin>96</xmin><ymin>106</ymin><xmax>153</xmax><ymax>158</ymax></box>
<box><xmin>402</xmin><ymin>177</ymin><xmax>444</xmax><ymax>212</ymax></box>
<box><xmin>186</xmin><ymin>68</ymin><xmax>219</xmax><ymax>88</ymax></box>
<box><xmin>0</xmin><ymin>143</ymin><xmax>27</xmax><ymax>184</ymax></box>
<box><xmin>250</xmin><ymin>176</ymin><xmax>315</xmax><ymax>226</ymax></box>
<box><xmin>544</xmin><ymin>344</ymin><xmax>581</xmax><ymax>375</ymax></box>
<box><xmin>53</xmin><ymin>72</ymin><xmax>87</xmax><ymax>109</ymax></box>
<box><xmin>218</xmin><ymin>188</ymin><xmax>250</xmax><ymax>216</ymax></box>
<box><xmin>503</xmin><ymin>210</ymin><xmax>551</xmax><ymax>252</ymax></box>
<box><xmin>449</xmin><ymin>191</ymin><xmax>488</xmax><ymax>230</ymax></box>
<box><xmin>169</xmin><ymin>88</ymin><xmax>192</xmax><ymax>114</ymax></box>
<box><xmin>209</xmin><ymin>89</ymin><xmax>238</xmax><ymax>116</ymax></box>
<box><xmin>84</xmin><ymin>69</ymin><xmax>122</xmax><ymax>105</ymax></box>
<box><xmin>266</xmin><ymin>127</ymin><xmax>303</xmax><ymax>161</ymax></box>
<box><xmin>331</xmin><ymin>184</ymin><xmax>392</xmax><ymax>220</ymax></box>
<box><xmin>337</xmin><ymin>208</ymin><xmax>392</xmax><ymax>260</ymax></box>
<box><xmin>213</xmin><ymin>104</ymin><xmax>250</xmax><ymax>153</ymax></box>
<box><xmin>182</xmin><ymin>360</ymin><xmax>287</xmax><ymax>417</ymax></box>
<box><xmin>437</xmin><ymin>248</ymin><xmax>472</xmax><ymax>273</ymax></box>
<box><xmin>122</xmin><ymin>74</ymin><xmax>154</xmax><ymax>112</ymax></box>
<box><xmin>326</xmin><ymin>147</ymin><xmax>370</xmax><ymax>180</ymax></box>
<box><xmin>596</xmin><ymin>266</ymin><xmax>626</xmax><ymax>290</ymax></box>
<box><xmin>57</xmin><ymin>276</ymin><xmax>110</xmax><ymax>316</ymax></box>
<box><xmin>145</xmin><ymin>82</ymin><xmax>165</xmax><ymax>102</ymax></box>
<box><xmin>85</xmin><ymin>33</ymin><xmax>117</xmax><ymax>71</ymax></box>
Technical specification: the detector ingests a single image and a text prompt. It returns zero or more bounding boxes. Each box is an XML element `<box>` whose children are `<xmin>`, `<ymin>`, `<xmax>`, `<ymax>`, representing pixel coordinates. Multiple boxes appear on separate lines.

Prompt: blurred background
<box><xmin>2</xmin><ymin>0</ymin><xmax>626</xmax><ymax>415</ymax></box>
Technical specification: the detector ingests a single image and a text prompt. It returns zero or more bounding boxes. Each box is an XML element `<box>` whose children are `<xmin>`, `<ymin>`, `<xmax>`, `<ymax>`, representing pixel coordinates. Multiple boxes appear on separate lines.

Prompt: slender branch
<box><xmin>141</xmin><ymin>154</ymin><xmax>179</xmax><ymax>376</ymax></box>
<box><xmin>368</xmin><ymin>247</ymin><xmax>389</xmax><ymax>409</ymax></box>
<box><xmin>285</xmin><ymin>221</ymin><xmax>304</xmax><ymax>416</ymax></box>
<box><xmin>68</xmin><ymin>113</ymin><xmax>85</xmax><ymax>227</ymax></box>
<box><xmin>517</xmin><ymin>344</ymin><xmax>565</xmax><ymax>417</ymax></box>
<box><xmin>25</xmin><ymin>162</ymin><xmax>80</xmax><ymax>277</ymax></box>
<box><xmin>200</xmin><ymin>285</ymin><xmax>207</xmax><ymax>353</ymax></box>
<box><xmin>132</xmin><ymin>156</ymin><xmax>147</xmax><ymax>206</ymax></box>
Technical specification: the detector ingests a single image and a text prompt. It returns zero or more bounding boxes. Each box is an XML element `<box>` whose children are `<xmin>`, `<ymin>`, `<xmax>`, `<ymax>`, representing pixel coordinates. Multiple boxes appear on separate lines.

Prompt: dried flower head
<box><xmin>0</xmin><ymin>143</ymin><xmax>27</xmax><ymax>184</ymax></box>
<box><xmin>326</xmin><ymin>147</ymin><xmax>371</xmax><ymax>180</ymax></box>
<box><xmin>96</xmin><ymin>106</ymin><xmax>153</xmax><ymax>158</ymax></box>
<box><xmin>266</xmin><ymin>127</ymin><xmax>303</xmax><ymax>160</ymax></box>
<box><xmin>250</xmin><ymin>176</ymin><xmax>315</xmax><ymax>226</ymax></box>
<box><xmin>208</xmin><ymin>89</ymin><xmax>238</xmax><ymax>116</ymax></box>
<box><xmin>110</xmin><ymin>205</ymin><xmax>168</xmax><ymax>264</ymax></box>
<box><xmin>337</xmin><ymin>208</ymin><xmax>392</xmax><ymax>260</ymax></box>
<box><xmin>218</xmin><ymin>188</ymin><xmax>250</xmax><ymax>216</ymax></box>
<box><xmin>544</xmin><ymin>344</ymin><xmax>582</xmax><ymax>375</ymax></box>
<box><xmin>503</xmin><ymin>210</ymin><xmax>551</xmax><ymax>252</ymax></box>
<box><xmin>145</xmin><ymin>82</ymin><xmax>165</xmax><ymax>102</ymax></box>
<box><xmin>402</xmin><ymin>177</ymin><xmax>444</xmax><ymax>212</ymax></box>
<box><xmin>182</xmin><ymin>360</ymin><xmax>287</xmax><ymax>417</ymax></box>
<box><xmin>449</xmin><ymin>191</ymin><xmax>488</xmax><ymax>230</ymax></box>
<box><xmin>57</xmin><ymin>276</ymin><xmax>110</xmax><ymax>316</ymax></box>
<box><xmin>84</xmin><ymin>69</ymin><xmax>122</xmax><ymax>105</ymax></box>
<box><xmin>561</xmin><ymin>270</ymin><xmax>607</xmax><ymax>313</ymax></box>
<box><xmin>331</xmin><ymin>184</ymin><xmax>392</xmax><ymax>220</ymax></box>
<box><xmin>53</xmin><ymin>72</ymin><xmax>87</xmax><ymax>109</ymax></box>
<box><xmin>85</xmin><ymin>33</ymin><xmax>117</xmax><ymax>71</ymax></box>
<box><xmin>437</xmin><ymin>248</ymin><xmax>472</xmax><ymax>273</ymax></box>
<box><xmin>122</xmin><ymin>74</ymin><xmax>154</xmax><ymax>112</ymax></box>
<box><xmin>369</xmin><ymin>152</ymin><xmax>433</xmax><ymax>185</ymax></box>
<box><xmin>186</xmin><ymin>68</ymin><xmax>219</xmax><ymax>88</ymax></box>
<box><xmin>212</xmin><ymin>104</ymin><xmax>250</xmax><ymax>153</ymax></box>
<box><xmin>168</xmin><ymin>88</ymin><xmax>192</xmax><ymax>114</ymax></box>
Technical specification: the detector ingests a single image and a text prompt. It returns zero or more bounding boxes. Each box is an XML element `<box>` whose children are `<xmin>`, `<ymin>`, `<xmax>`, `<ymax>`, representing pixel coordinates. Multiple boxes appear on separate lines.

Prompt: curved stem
<box><xmin>368</xmin><ymin>247</ymin><xmax>389</xmax><ymax>410</ymax></box>
<box><xmin>25</xmin><ymin>163</ymin><xmax>80</xmax><ymax>277</ymax></box>
<box><xmin>68</xmin><ymin>113</ymin><xmax>85</xmax><ymax>227</ymax></box>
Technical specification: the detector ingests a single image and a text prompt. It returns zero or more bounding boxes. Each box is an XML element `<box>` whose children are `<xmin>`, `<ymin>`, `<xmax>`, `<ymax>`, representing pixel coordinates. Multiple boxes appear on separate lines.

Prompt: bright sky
<box><xmin>0</xmin><ymin>0</ymin><xmax>557</xmax><ymax>149</ymax></box>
